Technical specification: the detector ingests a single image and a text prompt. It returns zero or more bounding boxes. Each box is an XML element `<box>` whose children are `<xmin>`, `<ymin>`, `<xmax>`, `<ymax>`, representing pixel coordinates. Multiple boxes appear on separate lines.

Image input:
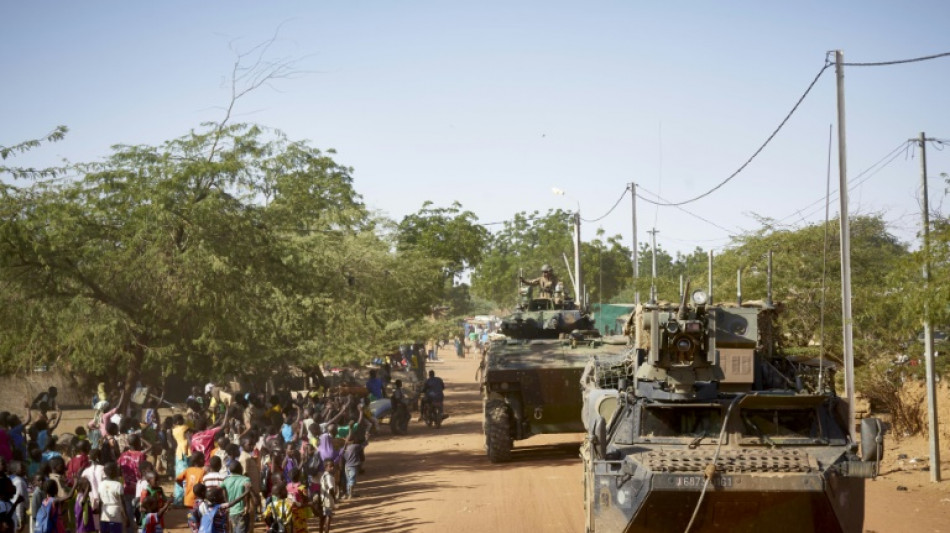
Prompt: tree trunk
<box><xmin>119</xmin><ymin>338</ymin><xmax>146</xmax><ymax>415</ymax></box>
<box><xmin>310</xmin><ymin>366</ymin><xmax>329</xmax><ymax>390</ymax></box>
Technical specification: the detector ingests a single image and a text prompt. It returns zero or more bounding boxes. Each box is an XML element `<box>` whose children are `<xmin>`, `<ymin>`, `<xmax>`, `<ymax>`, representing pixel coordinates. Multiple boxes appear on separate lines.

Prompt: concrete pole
<box><xmin>918</xmin><ymin>131</ymin><xmax>941</xmax><ymax>482</ymax></box>
<box><xmin>835</xmin><ymin>50</ymin><xmax>856</xmax><ymax>441</ymax></box>
<box><xmin>574</xmin><ymin>211</ymin><xmax>583</xmax><ymax>306</ymax></box>
<box><xmin>631</xmin><ymin>182</ymin><xmax>639</xmax><ymax>305</ymax></box>
<box><xmin>649</xmin><ymin>229</ymin><xmax>658</xmax><ymax>303</ymax></box>
<box><xmin>736</xmin><ymin>269</ymin><xmax>742</xmax><ymax>306</ymax></box>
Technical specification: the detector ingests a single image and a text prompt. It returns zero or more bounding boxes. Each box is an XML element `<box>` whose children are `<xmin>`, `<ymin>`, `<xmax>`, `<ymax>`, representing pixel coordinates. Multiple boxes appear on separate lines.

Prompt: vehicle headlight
<box><xmin>691</xmin><ymin>289</ymin><xmax>708</xmax><ymax>305</ymax></box>
<box><xmin>676</xmin><ymin>337</ymin><xmax>694</xmax><ymax>353</ymax></box>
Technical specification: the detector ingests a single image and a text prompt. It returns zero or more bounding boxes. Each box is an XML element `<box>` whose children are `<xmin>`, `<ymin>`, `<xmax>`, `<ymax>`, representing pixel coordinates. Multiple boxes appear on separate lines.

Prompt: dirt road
<box><xmin>53</xmin><ymin>348</ymin><xmax>950</xmax><ymax>532</ymax></box>
<box><xmin>318</xmin><ymin>349</ymin><xmax>950</xmax><ymax>533</ymax></box>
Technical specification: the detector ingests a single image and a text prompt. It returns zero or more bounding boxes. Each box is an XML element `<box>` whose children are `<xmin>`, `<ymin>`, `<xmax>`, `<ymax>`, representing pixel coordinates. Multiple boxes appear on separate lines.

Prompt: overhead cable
<box><xmin>581</xmin><ymin>186</ymin><xmax>629</xmax><ymax>223</ymax></box>
<box><xmin>635</xmin><ymin>186</ymin><xmax>740</xmax><ymax>236</ymax></box>
<box><xmin>790</xmin><ymin>142</ymin><xmax>913</xmax><ymax>224</ymax></box>
<box><xmin>774</xmin><ymin>140</ymin><xmax>912</xmax><ymax>225</ymax></box>
<box><xmin>639</xmin><ymin>62</ymin><xmax>832</xmax><ymax>207</ymax></box>
<box><xmin>842</xmin><ymin>51</ymin><xmax>950</xmax><ymax>67</ymax></box>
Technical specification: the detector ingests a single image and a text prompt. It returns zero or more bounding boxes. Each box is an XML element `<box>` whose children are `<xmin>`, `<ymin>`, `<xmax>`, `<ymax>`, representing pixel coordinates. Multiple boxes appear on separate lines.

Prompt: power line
<box><xmin>786</xmin><ymin>144</ymin><xmax>911</xmax><ymax>226</ymax></box>
<box><xmin>640</xmin><ymin>62</ymin><xmax>832</xmax><ymax>207</ymax></box>
<box><xmin>581</xmin><ymin>186</ymin><xmax>628</xmax><ymax>223</ymax></box>
<box><xmin>774</xmin><ymin>140</ymin><xmax>912</xmax><ymax>225</ymax></box>
<box><xmin>635</xmin><ymin>185</ymin><xmax>741</xmax><ymax>236</ymax></box>
<box><xmin>842</xmin><ymin>51</ymin><xmax>950</xmax><ymax>67</ymax></box>
<box><xmin>799</xmin><ymin>142</ymin><xmax>912</xmax><ymax>223</ymax></box>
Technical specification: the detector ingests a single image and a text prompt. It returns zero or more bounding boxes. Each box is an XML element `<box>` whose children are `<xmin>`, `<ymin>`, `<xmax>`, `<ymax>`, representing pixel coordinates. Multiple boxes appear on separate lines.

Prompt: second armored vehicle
<box><xmin>482</xmin><ymin>333</ymin><xmax>628</xmax><ymax>462</ymax></box>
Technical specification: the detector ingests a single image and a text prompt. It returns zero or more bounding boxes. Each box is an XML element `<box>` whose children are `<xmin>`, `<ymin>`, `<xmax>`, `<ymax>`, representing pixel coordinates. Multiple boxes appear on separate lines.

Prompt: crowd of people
<box><xmin>0</xmin><ymin>371</ymin><xmax>425</xmax><ymax>533</ymax></box>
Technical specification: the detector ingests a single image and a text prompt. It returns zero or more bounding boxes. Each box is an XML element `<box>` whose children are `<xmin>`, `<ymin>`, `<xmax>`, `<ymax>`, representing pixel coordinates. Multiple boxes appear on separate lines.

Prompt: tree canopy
<box><xmin>2</xmin><ymin>122</ymin><xmax>947</xmax><ymax>405</ymax></box>
<box><xmin>0</xmin><ymin>124</ymin><xmax>445</xmax><ymax>394</ymax></box>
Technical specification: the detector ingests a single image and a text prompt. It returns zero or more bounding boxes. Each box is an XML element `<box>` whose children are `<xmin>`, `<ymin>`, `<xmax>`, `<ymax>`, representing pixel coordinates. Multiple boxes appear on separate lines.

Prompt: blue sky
<box><xmin>3</xmin><ymin>1</ymin><xmax>949</xmax><ymax>258</ymax></box>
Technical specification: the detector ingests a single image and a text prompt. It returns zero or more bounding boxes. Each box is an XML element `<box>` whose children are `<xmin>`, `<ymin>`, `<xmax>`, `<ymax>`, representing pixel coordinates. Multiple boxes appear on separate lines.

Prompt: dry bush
<box><xmin>858</xmin><ymin>368</ymin><xmax>925</xmax><ymax>437</ymax></box>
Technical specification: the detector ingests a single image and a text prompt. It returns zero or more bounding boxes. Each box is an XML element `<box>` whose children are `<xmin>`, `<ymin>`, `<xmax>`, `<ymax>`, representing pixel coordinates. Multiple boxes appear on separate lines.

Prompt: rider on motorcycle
<box><xmin>419</xmin><ymin>370</ymin><xmax>445</xmax><ymax>421</ymax></box>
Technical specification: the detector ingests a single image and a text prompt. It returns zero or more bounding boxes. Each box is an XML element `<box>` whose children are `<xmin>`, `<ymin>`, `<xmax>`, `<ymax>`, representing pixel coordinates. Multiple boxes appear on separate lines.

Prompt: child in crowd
<box><xmin>0</xmin><ymin>476</ymin><xmax>24</xmax><ymax>533</ymax></box>
<box><xmin>281</xmin><ymin>446</ymin><xmax>298</xmax><ymax>485</ymax></box>
<box><xmin>201</xmin><ymin>457</ymin><xmax>225</xmax><ymax>489</ymax></box>
<box><xmin>8</xmin><ymin>461</ymin><xmax>27</xmax><ymax>533</ymax></box>
<box><xmin>318</xmin><ymin>461</ymin><xmax>336</xmax><ymax>533</ymax></box>
<box><xmin>73</xmin><ymin>478</ymin><xmax>96</xmax><ymax>533</ymax></box>
<box><xmin>262</xmin><ymin>483</ymin><xmax>292</xmax><ymax>533</ymax></box>
<box><xmin>186</xmin><ymin>483</ymin><xmax>207</xmax><ymax>533</ymax></box>
<box><xmin>177</xmin><ymin>453</ymin><xmax>205</xmax><ymax>508</ymax></box>
<box><xmin>199</xmin><ymin>488</ymin><xmax>229</xmax><ymax>533</ymax></box>
<box><xmin>33</xmin><ymin>480</ymin><xmax>58</xmax><ymax>533</ymax></box>
<box><xmin>286</xmin><ymin>470</ymin><xmax>311</xmax><ymax>533</ymax></box>
<box><xmin>138</xmin><ymin>494</ymin><xmax>170</xmax><ymax>533</ymax></box>
<box><xmin>99</xmin><ymin>463</ymin><xmax>127</xmax><ymax>533</ymax></box>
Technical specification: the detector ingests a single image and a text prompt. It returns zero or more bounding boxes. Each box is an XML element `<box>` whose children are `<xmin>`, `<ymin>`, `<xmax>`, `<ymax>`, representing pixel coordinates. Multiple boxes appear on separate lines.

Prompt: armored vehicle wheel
<box><xmin>485</xmin><ymin>400</ymin><xmax>512</xmax><ymax>463</ymax></box>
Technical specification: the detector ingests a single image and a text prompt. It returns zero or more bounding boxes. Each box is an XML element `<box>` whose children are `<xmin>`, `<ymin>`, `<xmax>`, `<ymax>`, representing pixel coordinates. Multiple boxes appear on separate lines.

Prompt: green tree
<box><xmin>0</xmin><ymin>123</ymin><xmax>446</xmax><ymax>398</ymax></box>
<box><xmin>582</xmin><ymin>228</ymin><xmax>634</xmax><ymax>305</ymax></box>
<box><xmin>471</xmin><ymin>209</ymin><xmax>574</xmax><ymax>307</ymax></box>
<box><xmin>395</xmin><ymin>201</ymin><xmax>491</xmax><ymax>315</ymax></box>
<box><xmin>471</xmin><ymin>210</ymin><xmax>633</xmax><ymax>308</ymax></box>
<box><xmin>396</xmin><ymin>201</ymin><xmax>490</xmax><ymax>279</ymax></box>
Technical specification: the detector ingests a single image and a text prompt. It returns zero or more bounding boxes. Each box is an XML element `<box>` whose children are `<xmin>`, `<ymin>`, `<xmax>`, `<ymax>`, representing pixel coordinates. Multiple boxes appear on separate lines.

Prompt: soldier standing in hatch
<box><xmin>520</xmin><ymin>264</ymin><xmax>559</xmax><ymax>299</ymax></box>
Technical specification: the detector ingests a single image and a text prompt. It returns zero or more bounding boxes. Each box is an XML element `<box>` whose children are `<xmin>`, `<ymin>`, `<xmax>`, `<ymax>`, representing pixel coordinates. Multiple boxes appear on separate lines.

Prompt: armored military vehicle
<box><xmin>498</xmin><ymin>284</ymin><xmax>594</xmax><ymax>339</ymax></box>
<box><xmin>482</xmin><ymin>332</ymin><xmax>628</xmax><ymax>462</ymax></box>
<box><xmin>580</xmin><ymin>275</ymin><xmax>883</xmax><ymax>532</ymax></box>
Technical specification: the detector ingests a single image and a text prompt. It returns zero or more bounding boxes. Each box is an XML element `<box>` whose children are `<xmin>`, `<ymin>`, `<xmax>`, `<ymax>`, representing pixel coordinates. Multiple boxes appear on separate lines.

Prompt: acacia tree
<box><xmin>0</xmin><ymin>122</ymin><xmax>448</xmax><ymax>399</ymax></box>
<box><xmin>396</xmin><ymin>201</ymin><xmax>490</xmax><ymax>314</ymax></box>
<box><xmin>397</xmin><ymin>201</ymin><xmax>489</xmax><ymax>277</ymax></box>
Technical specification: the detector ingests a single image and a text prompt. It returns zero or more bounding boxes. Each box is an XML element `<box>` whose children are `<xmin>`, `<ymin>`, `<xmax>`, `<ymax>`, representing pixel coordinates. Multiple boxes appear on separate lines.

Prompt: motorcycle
<box><xmin>421</xmin><ymin>394</ymin><xmax>444</xmax><ymax>429</ymax></box>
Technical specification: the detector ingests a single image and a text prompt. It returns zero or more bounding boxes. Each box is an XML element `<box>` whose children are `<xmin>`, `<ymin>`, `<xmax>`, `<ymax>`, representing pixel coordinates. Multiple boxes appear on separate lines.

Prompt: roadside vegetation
<box><xmin>2</xmin><ymin>123</ymin><xmax>947</xmax><ymax>434</ymax></box>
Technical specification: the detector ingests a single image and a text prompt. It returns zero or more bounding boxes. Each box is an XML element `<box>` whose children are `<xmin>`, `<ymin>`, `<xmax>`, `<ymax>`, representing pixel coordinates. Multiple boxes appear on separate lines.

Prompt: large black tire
<box><xmin>485</xmin><ymin>400</ymin><xmax>512</xmax><ymax>463</ymax></box>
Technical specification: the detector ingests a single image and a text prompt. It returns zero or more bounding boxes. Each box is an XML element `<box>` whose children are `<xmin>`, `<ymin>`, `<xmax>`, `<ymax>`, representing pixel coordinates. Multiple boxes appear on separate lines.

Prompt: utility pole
<box><xmin>648</xmin><ymin>228</ymin><xmax>659</xmax><ymax>303</ymax></box>
<box><xmin>834</xmin><ymin>50</ymin><xmax>857</xmax><ymax>441</ymax></box>
<box><xmin>574</xmin><ymin>211</ymin><xmax>583</xmax><ymax>306</ymax></box>
<box><xmin>736</xmin><ymin>269</ymin><xmax>742</xmax><ymax>306</ymax></box>
<box><xmin>630</xmin><ymin>182</ymin><xmax>639</xmax><ymax>305</ymax></box>
<box><xmin>914</xmin><ymin>131</ymin><xmax>941</xmax><ymax>482</ymax></box>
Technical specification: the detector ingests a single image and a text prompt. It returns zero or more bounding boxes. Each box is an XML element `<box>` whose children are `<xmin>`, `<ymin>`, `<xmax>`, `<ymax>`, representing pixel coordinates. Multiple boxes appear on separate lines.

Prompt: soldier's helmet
<box><xmin>541</xmin><ymin>264</ymin><xmax>553</xmax><ymax>273</ymax></box>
